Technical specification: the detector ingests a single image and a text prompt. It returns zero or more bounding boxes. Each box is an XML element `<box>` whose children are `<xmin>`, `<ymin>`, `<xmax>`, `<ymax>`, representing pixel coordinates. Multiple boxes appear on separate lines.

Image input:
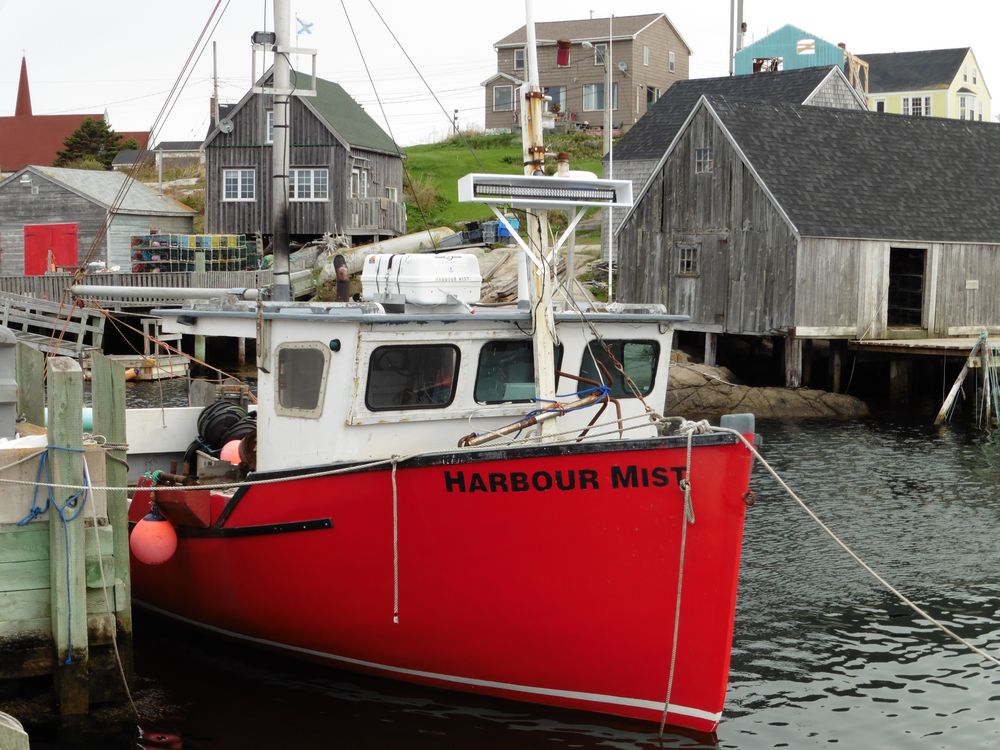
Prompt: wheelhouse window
<box><xmin>366</xmin><ymin>345</ymin><xmax>459</xmax><ymax>410</ymax></box>
<box><xmin>474</xmin><ymin>340</ymin><xmax>563</xmax><ymax>404</ymax></box>
<box><xmin>493</xmin><ymin>84</ymin><xmax>513</xmax><ymax>112</ymax></box>
<box><xmin>580</xmin><ymin>340</ymin><xmax>659</xmax><ymax>399</ymax></box>
<box><xmin>276</xmin><ymin>343</ymin><xmax>330</xmax><ymax>417</ymax></box>
<box><xmin>223</xmin><ymin>168</ymin><xmax>255</xmax><ymax>201</ymax></box>
<box><xmin>289</xmin><ymin>168</ymin><xmax>329</xmax><ymax>201</ymax></box>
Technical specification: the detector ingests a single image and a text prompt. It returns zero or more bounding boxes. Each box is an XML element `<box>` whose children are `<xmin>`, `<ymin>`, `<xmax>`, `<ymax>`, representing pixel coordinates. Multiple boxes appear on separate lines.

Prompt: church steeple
<box><xmin>15</xmin><ymin>56</ymin><xmax>32</xmax><ymax>117</ymax></box>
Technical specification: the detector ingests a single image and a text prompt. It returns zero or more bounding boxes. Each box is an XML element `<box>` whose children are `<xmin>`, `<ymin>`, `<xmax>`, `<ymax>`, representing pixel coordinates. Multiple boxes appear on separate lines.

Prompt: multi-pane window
<box><xmin>960</xmin><ymin>95</ymin><xmax>975</xmax><ymax>120</ymax></box>
<box><xmin>668</xmin><ymin>50</ymin><xmax>676</xmax><ymax>73</ymax></box>
<box><xmin>544</xmin><ymin>85</ymin><xmax>566</xmax><ymax>114</ymax></box>
<box><xmin>903</xmin><ymin>96</ymin><xmax>931</xmax><ymax>117</ymax></box>
<box><xmin>594</xmin><ymin>43</ymin><xmax>607</xmax><ymax>66</ymax></box>
<box><xmin>677</xmin><ymin>244</ymin><xmax>700</xmax><ymax>276</ymax></box>
<box><xmin>583</xmin><ymin>82</ymin><xmax>618</xmax><ymax>111</ymax></box>
<box><xmin>289</xmin><ymin>168</ymin><xmax>329</xmax><ymax>201</ymax></box>
<box><xmin>513</xmin><ymin>48</ymin><xmax>525</xmax><ymax>71</ymax></box>
<box><xmin>494</xmin><ymin>84</ymin><xmax>513</xmax><ymax>112</ymax></box>
<box><xmin>351</xmin><ymin>168</ymin><xmax>368</xmax><ymax>199</ymax></box>
<box><xmin>695</xmin><ymin>147</ymin><xmax>713</xmax><ymax>174</ymax></box>
<box><xmin>222</xmin><ymin>169</ymin><xmax>255</xmax><ymax>201</ymax></box>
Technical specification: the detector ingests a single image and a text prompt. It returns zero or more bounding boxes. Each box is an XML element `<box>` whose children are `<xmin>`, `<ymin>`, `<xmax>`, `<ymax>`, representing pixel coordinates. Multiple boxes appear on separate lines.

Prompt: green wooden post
<box><xmin>90</xmin><ymin>352</ymin><xmax>133</xmax><ymax>681</ymax></box>
<box><xmin>15</xmin><ymin>342</ymin><xmax>45</xmax><ymax>426</ymax></box>
<box><xmin>46</xmin><ymin>357</ymin><xmax>89</xmax><ymax>716</ymax></box>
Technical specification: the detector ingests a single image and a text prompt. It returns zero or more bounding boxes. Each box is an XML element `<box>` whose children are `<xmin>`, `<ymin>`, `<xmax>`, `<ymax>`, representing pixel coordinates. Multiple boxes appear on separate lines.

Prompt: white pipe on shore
<box><xmin>72</xmin><ymin>271</ymin><xmax>313</xmax><ymax>302</ymax></box>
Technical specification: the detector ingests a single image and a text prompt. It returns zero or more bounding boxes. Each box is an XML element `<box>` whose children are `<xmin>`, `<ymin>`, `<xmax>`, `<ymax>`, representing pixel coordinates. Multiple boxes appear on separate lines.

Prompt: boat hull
<box><xmin>129</xmin><ymin>434</ymin><xmax>753</xmax><ymax>733</ymax></box>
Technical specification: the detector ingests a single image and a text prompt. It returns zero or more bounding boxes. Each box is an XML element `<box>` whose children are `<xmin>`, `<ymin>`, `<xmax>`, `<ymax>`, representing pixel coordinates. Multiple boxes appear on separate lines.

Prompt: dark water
<box><xmin>21</xmin><ymin>402</ymin><xmax>1000</xmax><ymax>748</ymax></box>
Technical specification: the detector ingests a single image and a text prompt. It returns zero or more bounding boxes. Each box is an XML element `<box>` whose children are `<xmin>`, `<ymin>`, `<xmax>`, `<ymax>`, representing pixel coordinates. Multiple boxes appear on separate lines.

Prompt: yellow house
<box><xmin>860</xmin><ymin>47</ymin><xmax>991</xmax><ymax>121</ymax></box>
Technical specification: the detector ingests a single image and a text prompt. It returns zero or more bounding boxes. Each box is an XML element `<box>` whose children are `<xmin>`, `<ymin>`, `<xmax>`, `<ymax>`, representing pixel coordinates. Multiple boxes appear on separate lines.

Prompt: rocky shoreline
<box><xmin>667</xmin><ymin>357</ymin><xmax>869</xmax><ymax>421</ymax></box>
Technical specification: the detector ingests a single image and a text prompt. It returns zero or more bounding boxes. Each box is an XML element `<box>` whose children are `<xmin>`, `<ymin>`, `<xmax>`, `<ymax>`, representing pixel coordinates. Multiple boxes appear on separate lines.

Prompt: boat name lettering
<box><xmin>443</xmin><ymin>465</ymin><xmax>685</xmax><ymax>493</ymax></box>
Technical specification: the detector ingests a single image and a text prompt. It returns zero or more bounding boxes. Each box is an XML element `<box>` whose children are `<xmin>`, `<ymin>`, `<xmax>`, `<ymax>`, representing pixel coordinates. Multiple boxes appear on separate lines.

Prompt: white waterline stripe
<box><xmin>136</xmin><ymin>600</ymin><xmax>721</xmax><ymax>723</ymax></box>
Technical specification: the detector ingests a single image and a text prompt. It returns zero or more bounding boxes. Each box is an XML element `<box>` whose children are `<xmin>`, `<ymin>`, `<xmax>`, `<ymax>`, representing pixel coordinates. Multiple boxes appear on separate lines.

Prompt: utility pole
<box><xmin>270</xmin><ymin>0</ymin><xmax>292</xmax><ymax>301</ymax></box>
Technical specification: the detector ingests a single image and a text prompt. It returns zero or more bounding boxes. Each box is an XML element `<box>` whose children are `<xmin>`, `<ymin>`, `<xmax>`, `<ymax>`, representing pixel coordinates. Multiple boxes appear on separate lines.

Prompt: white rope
<box><xmin>83</xmin><ymin>455</ymin><xmax>139</xmax><ymax>718</ymax></box>
<box><xmin>659</xmin><ymin>422</ymin><xmax>699</xmax><ymax>735</ymax></box>
<box><xmin>391</xmin><ymin>456</ymin><xmax>400</xmax><ymax>625</ymax></box>
<box><xmin>711</xmin><ymin>425</ymin><xmax>1000</xmax><ymax>670</ymax></box>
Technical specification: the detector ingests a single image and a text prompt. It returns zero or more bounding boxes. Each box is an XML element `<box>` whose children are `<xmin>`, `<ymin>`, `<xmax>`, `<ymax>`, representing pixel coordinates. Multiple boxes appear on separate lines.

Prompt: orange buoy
<box><xmin>130</xmin><ymin>507</ymin><xmax>178</xmax><ymax>565</ymax></box>
<box><xmin>220</xmin><ymin>439</ymin><xmax>242</xmax><ymax>465</ymax></box>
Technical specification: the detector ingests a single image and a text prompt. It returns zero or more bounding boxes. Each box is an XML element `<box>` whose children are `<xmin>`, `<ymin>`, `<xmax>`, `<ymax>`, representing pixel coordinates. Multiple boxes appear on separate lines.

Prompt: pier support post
<box><xmin>46</xmin><ymin>357</ymin><xmax>89</xmax><ymax>716</ymax></box>
<box><xmin>784</xmin><ymin>332</ymin><xmax>802</xmax><ymax>388</ymax></box>
<box><xmin>830</xmin><ymin>342</ymin><xmax>844</xmax><ymax>394</ymax></box>
<box><xmin>704</xmin><ymin>333</ymin><xmax>718</xmax><ymax>366</ymax></box>
<box><xmin>889</xmin><ymin>358</ymin><xmax>912</xmax><ymax>405</ymax></box>
<box><xmin>15</xmin><ymin>342</ymin><xmax>44</xmax><ymax>426</ymax></box>
<box><xmin>238</xmin><ymin>337</ymin><xmax>246</xmax><ymax>368</ymax></box>
<box><xmin>91</xmin><ymin>354</ymin><xmax>133</xmax><ymax>683</ymax></box>
<box><xmin>194</xmin><ymin>250</ymin><xmax>207</xmax><ymax>367</ymax></box>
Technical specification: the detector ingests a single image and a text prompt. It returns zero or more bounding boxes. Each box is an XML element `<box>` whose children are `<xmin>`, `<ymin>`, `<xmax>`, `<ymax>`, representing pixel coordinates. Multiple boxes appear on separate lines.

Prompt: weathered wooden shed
<box><xmin>616</xmin><ymin>97</ymin><xmax>1000</xmax><ymax>386</ymax></box>
<box><xmin>0</xmin><ymin>166</ymin><xmax>196</xmax><ymax>275</ymax></box>
<box><xmin>204</xmin><ymin>69</ymin><xmax>406</xmax><ymax>245</ymax></box>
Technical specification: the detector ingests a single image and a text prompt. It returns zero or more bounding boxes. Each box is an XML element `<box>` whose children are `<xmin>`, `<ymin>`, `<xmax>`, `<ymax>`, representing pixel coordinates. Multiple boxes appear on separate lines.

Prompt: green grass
<box><xmin>402</xmin><ymin>130</ymin><xmax>607</xmax><ymax>230</ymax></box>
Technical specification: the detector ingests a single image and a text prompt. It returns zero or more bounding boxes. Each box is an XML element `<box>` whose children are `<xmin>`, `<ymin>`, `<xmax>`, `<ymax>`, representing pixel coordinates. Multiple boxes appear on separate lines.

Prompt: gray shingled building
<box><xmin>616</xmin><ymin>98</ymin><xmax>1000</xmax><ymax>387</ymax></box>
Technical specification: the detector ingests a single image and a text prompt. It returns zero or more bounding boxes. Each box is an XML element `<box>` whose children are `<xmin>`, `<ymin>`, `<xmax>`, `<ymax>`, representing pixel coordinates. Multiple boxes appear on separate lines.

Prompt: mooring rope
<box><xmin>710</xmin><ymin>425</ymin><xmax>1000</xmax><ymax>670</ymax></box>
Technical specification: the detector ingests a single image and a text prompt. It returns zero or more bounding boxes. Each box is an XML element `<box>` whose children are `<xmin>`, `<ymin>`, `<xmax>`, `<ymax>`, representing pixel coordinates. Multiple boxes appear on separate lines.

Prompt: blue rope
<box><xmin>16</xmin><ymin>445</ymin><xmax>89</xmax><ymax>665</ymax></box>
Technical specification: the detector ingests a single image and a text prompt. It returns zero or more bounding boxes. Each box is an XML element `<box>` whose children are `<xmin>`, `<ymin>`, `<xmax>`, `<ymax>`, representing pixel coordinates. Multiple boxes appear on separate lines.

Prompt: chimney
<box><xmin>15</xmin><ymin>56</ymin><xmax>32</xmax><ymax>117</ymax></box>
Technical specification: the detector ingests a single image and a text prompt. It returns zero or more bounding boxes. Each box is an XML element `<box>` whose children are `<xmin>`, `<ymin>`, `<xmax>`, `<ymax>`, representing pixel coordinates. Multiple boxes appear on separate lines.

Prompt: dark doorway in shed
<box><xmin>887</xmin><ymin>247</ymin><xmax>926</xmax><ymax>328</ymax></box>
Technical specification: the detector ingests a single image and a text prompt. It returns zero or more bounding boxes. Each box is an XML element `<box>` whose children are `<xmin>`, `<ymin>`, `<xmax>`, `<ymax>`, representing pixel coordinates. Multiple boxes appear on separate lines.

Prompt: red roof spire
<box><xmin>15</xmin><ymin>56</ymin><xmax>32</xmax><ymax>117</ymax></box>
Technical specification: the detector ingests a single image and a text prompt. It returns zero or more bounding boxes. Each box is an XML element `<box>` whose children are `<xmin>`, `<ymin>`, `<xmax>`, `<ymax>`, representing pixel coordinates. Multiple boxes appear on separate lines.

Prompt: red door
<box><xmin>24</xmin><ymin>223</ymin><xmax>78</xmax><ymax>276</ymax></box>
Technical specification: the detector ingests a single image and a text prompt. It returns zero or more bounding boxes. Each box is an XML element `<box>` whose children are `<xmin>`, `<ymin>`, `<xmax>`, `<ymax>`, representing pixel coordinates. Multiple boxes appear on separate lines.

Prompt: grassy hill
<box><xmin>402</xmin><ymin>130</ymin><xmax>607</xmax><ymax>231</ymax></box>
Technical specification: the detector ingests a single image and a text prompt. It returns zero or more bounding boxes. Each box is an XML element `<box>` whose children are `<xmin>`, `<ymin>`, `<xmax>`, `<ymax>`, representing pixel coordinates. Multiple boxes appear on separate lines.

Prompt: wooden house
<box><xmin>734</xmin><ymin>24</ymin><xmax>848</xmax><ymax>76</ymax></box>
<box><xmin>484</xmin><ymin>13</ymin><xmax>690</xmax><ymax>133</ymax></box>
<box><xmin>204</xmin><ymin>69</ymin><xmax>405</xmax><ymax>245</ymax></box>
<box><xmin>0</xmin><ymin>165</ymin><xmax>195</xmax><ymax>275</ymax></box>
<box><xmin>859</xmin><ymin>48</ymin><xmax>991</xmax><ymax>121</ymax></box>
<box><xmin>610</xmin><ymin>66</ymin><xmax>867</xmax><ymax>232</ymax></box>
<box><xmin>615</xmin><ymin>98</ymin><xmax>1000</xmax><ymax>387</ymax></box>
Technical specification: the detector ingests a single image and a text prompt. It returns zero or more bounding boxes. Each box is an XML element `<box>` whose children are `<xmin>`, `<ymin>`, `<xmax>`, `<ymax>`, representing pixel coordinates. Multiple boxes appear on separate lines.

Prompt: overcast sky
<box><xmin>1</xmin><ymin>0</ymin><xmax>998</xmax><ymax>147</ymax></box>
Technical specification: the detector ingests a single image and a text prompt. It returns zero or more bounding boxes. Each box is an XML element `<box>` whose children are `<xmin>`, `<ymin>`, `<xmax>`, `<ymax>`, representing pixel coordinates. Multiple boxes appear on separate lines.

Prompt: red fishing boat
<box><xmin>121</xmin><ymin>0</ymin><xmax>757</xmax><ymax>734</ymax></box>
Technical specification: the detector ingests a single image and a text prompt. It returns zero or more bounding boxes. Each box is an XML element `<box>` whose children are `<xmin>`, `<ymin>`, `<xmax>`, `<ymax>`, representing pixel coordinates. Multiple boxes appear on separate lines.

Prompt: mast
<box><xmin>271</xmin><ymin>0</ymin><xmax>292</xmax><ymax>301</ymax></box>
<box><xmin>521</xmin><ymin>0</ymin><xmax>558</xmax><ymax>440</ymax></box>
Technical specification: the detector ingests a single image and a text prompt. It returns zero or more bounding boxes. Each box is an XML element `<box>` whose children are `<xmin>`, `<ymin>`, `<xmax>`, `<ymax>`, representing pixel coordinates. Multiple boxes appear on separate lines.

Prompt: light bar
<box><xmin>458</xmin><ymin>173</ymin><xmax>633</xmax><ymax>209</ymax></box>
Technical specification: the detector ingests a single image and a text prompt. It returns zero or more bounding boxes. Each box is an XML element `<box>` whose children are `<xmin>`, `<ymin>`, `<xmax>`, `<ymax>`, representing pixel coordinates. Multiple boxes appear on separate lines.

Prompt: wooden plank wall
<box><xmin>617</xmin><ymin>107</ymin><xmax>798</xmax><ymax>334</ymax></box>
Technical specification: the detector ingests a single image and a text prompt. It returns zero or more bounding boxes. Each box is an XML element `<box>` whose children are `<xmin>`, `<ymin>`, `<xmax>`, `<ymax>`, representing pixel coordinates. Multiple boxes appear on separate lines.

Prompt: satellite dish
<box><xmin>219</xmin><ymin>118</ymin><xmax>234</xmax><ymax>134</ymax></box>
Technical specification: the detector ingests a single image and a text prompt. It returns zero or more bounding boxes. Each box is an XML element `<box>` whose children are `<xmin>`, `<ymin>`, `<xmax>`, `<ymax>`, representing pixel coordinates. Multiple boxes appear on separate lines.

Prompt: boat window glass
<box><xmin>366</xmin><ymin>345</ymin><xmax>459</xmax><ymax>411</ymax></box>
<box><xmin>474</xmin><ymin>341</ymin><xmax>564</xmax><ymax>404</ymax></box>
<box><xmin>579</xmin><ymin>340</ymin><xmax>659</xmax><ymax>398</ymax></box>
<box><xmin>276</xmin><ymin>343</ymin><xmax>330</xmax><ymax>418</ymax></box>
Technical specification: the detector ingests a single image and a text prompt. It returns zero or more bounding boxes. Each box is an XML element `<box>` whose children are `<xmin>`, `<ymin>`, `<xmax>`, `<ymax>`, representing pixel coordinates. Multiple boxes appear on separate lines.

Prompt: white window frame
<box><xmin>973</xmin><ymin>68</ymin><xmax>978</xmax><ymax>84</ymax></box>
<box><xmin>902</xmin><ymin>96</ymin><xmax>931</xmax><ymax>117</ymax></box>
<box><xmin>643</xmin><ymin>46</ymin><xmax>650</xmax><ymax>66</ymax></box>
<box><xmin>222</xmin><ymin>168</ymin><xmax>255</xmax><ymax>202</ymax></box>
<box><xmin>386</xmin><ymin>186</ymin><xmax>398</xmax><ymax>202</ymax></box>
<box><xmin>594</xmin><ymin>43</ymin><xmax>607</xmax><ymax>66</ymax></box>
<box><xmin>695</xmin><ymin>147</ymin><xmax>713</xmax><ymax>174</ymax></box>
<box><xmin>266</xmin><ymin>110</ymin><xmax>274</xmax><ymax>144</ymax></box>
<box><xmin>583</xmin><ymin>82</ymin><xmax>618</xmax><ymax>112</ymax></box>
<box><xmin>960</xmin><ymin>94</ymin><xmax>975</xmax><ymax>120</ymax></box>
<box><xmin>351</xmin><ymin>168</ymin><xmax>369</xmax><ymax>199</ymax></box>
<box><xmin>289</xmin><ymin>168</ymin><xmax>329</xmax><ymax>202</ymax></box>
<box><xmin>493</xmin><ymin>84</ymin><xmax>513</xmax><ymax>112</ymax></box>
<box><xmin>513</xmin><ymin>48</ymin><xmax>525</xmax><ymax>71</ymax></box>
<box><xmin>275</xmin><ymin>342</ymin><xmax>330</xmax><ymax>419</ymax></box>
<box><xmin>874</xmin><ymin>98</ymin><xmax>886</xmax><ymax>113</ymax></box>
<box><xmin>668</xmin><ymin>50</ymin><xmax>676</xmax><ymax>73</ymax></box>
<box><xmin>543</xmin><ymin>85</ymin><xmax>566</xmax><ymax>114</ymax></box>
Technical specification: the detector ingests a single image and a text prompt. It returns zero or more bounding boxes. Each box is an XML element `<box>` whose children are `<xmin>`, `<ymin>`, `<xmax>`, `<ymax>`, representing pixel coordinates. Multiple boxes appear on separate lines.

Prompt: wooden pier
<box><xmin>0</xmin><ymin>343</ymin><xmax>132</xmax><ymax>717</ymax></box>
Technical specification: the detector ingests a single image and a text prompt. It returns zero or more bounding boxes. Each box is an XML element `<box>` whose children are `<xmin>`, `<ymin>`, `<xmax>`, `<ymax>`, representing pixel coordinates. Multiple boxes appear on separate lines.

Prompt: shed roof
<box><xmin>155</xmin><ymin>140</ymin><xmax>203</xmax><ymax>151</ymax></box>
<box><xmin>859</xmin><ymin>48</ymin><xmax>969</xmax><ymax>93</ymax></box>
<box><xmin>614</xmin><ymin>67</ymin><xmax>845</xmax><ymax>161</ymax></box>
<box><xmin>494</xmin><ymin>13</ymin><xmax>689</xmax><ymax>53</ymax></box>
<box><xmin>708</xmin><ymin>98</ymin><xmax>1000</xmax><ymax>243</ymax></box>
<box><xmin>0</xmin><ymin>165</ymin><xmax>197</xmax><ymax>217</ymax></box>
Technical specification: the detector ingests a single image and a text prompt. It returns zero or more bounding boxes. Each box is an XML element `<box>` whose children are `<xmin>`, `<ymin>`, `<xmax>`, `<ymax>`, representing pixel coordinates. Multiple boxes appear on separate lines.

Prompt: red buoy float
<box><xmin>130</xmin><ymin>506</ymin><xmax>178</xmax><ymax>565</ymax></box>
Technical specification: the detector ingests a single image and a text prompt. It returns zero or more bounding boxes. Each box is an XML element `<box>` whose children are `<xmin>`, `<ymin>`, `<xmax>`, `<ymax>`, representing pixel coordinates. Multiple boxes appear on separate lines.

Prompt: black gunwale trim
<box><xmin>213</xmin><ymin>432</ymin><xmax>743</xmax><ymax>526</ymax></box>
<box><xmin>182</xmin><ymin>518</ymin><xmax>332</xmax><ymax>539</ymax></box>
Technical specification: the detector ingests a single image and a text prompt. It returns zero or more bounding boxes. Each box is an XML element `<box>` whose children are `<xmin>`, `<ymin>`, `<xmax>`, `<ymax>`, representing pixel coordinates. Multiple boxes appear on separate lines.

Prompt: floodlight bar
<box><xmin>457</xmin><ymin>173</ymin><xmax>632</xmax><ymax>209</ymax></box>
